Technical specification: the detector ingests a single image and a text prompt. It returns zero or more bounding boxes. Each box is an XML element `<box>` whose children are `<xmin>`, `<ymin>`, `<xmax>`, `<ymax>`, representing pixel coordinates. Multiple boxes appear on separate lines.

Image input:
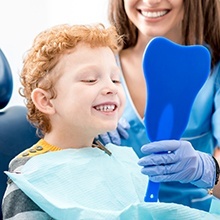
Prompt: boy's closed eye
<box><xmin>81</xmin><ymin>79</ymin><xmax>121</xmax><ymax>84</ymax></box>
<box><xmin>81</xmin><ymin>79</ymin><xmax>97</xmax><ymax>83</ymax></box>
<box><xmin>112</xmin><ymin>79</ymin><xmax>121</xmax><ymax>84</ymax></box>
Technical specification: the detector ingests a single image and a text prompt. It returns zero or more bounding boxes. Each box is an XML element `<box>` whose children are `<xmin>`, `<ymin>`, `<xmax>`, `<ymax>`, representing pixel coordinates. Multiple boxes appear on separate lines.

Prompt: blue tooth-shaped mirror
<box><xmin>142</xmin><ymin>37</ymin><xmax>210</xmax><ymax>202</ymax></box>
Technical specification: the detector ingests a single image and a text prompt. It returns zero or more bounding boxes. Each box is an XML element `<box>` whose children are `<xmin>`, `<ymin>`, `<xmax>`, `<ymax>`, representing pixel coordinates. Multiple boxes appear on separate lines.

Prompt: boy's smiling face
<box><xmin>48</xmin><ymin>44</ymin><xmax>125</xmax><ymax>141</ymax></box>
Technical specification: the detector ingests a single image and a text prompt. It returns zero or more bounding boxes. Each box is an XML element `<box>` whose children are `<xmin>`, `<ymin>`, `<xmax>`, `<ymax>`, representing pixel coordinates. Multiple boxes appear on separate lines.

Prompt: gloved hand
<box><xmin>138</xmin><ymin>140</ymin><xmax>216</xmax><ymax>188</ymax></box>
<box><xmin>98</xmin><ymin>117</ymin><xmax>130</xmax><ymax>145</ymax></box>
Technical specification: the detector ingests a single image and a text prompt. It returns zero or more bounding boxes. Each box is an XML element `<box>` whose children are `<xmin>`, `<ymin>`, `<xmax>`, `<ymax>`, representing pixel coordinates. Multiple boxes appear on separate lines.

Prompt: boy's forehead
<box><xmin>55</xmin><ymin>44</ymin><xmax>118</xmax><ymax>73</ymax></box>
<box><xmin>63</xmin><ymin>44</ymin><xmax>116</xmax><ymax>63</ymax></box>
<box><xmin>68</xmin><ymin>42</ymin><xmax>114</xmax><ymax>54</ymax></box>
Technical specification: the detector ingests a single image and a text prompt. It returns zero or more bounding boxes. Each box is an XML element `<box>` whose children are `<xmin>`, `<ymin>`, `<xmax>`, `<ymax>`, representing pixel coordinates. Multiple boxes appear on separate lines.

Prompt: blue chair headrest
<box><xmin>0</xmin><ymin>49</ymin><xmax>13</xmax><ymax>109</ymax></box>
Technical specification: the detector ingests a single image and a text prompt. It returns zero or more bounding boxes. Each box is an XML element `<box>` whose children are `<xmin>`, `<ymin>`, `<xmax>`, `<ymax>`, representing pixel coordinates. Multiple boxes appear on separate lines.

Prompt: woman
<box><xmin>106</xmin><ymin>0</ymin><xmax>220</xmax><ymax>212</ymax></box>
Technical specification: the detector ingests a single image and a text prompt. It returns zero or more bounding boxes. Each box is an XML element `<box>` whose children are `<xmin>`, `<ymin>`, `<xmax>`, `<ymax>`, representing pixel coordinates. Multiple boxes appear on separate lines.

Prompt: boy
<box><xmin>2</xmin><ymin>24</ymin><xmax>219</xmax><ymax>220</ymax></box>
<box><xmin>2</xmin><ymin>23</ymin><xmax>148</xmax><ymax>220</ymax></box>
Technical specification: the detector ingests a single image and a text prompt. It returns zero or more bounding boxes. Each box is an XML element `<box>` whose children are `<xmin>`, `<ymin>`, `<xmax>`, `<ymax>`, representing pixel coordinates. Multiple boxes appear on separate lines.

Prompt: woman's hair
<box><xmin>108</xmin><ymin>0</ymin><xmax>220</xmax><ymax>67</ymax></box>
<box><xmin>19</xmin><ymin>23</ymin><xmax>121</xmax><ymax>136</ymax></box>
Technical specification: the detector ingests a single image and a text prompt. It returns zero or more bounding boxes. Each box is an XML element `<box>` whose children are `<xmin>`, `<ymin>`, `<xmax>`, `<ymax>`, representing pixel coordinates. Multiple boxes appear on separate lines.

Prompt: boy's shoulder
<box><xmin>16</xmin><ymin>144</ymin><xmax>48</xmax><ymax>159</ymax></box>
<box><xmin>15</xmin><ymin>139</ymin><xmax>56</xmax><ymax>159</ymax></box>
<box><xmin>9</xmin><ymin>143</ymin><xmax>49</xmax><ymax>172</ymax></box>
<box><xmin>9</xmin><ymin>139</ymin><xmax>60</xmax><ymax>170</ymax></box>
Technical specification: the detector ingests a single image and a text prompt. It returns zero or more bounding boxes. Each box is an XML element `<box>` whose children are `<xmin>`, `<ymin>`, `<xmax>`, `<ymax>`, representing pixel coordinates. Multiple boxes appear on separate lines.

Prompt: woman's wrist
<box><xmin>212</xmin><ymin>156</ymin><xmax>220</xmax><ymax>185</ymax></box>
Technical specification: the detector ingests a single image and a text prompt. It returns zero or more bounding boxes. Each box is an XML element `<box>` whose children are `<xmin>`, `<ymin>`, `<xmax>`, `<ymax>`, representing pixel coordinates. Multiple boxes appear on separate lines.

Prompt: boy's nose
<box><xmin>102</xmin><ymin>81</ymin><xmax>118</xmax><ymax>95</ymax></box>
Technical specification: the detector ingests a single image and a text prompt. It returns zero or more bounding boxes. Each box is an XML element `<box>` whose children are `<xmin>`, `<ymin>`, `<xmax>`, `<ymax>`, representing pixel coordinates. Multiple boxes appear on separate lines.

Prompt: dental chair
<box><xmin>0</xmin><ymin>49</ymin><xmax>39</xmax><ymax>219</ymax></box>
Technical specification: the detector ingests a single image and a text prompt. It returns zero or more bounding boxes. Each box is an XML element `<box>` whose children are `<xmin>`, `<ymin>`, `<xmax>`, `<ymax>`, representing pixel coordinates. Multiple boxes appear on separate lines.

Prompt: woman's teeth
<box><xmin>142</xmin><ymin>10</ymin><xmax>168</xmax><ymax>18</ymax></box>
<box><xmin>95</xmin><ymin>105</ymin><xmax>116</xmax><ymax>112</ymax></box>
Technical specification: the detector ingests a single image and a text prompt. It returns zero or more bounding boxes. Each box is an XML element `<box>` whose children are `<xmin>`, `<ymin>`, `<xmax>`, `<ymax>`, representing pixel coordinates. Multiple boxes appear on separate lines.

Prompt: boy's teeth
<box><xmin>142</xmin><ymin>10</ymin><xmax>167</xmax><ymax>18</ymax></box>
<box><xmin>95</xmin><ymin>105</ymin><xmax>116</xmax><ymax>112</ymax></box>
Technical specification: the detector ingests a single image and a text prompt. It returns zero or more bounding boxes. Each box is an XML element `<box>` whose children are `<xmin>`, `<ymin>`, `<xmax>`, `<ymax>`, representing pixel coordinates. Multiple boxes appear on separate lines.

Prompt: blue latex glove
<box><xmin>98</xmin><ymin>117</ymin><xmax>130</xmax><ymax>145</ymax></box>
<box><xmin>138</xmin><ymin>140</ymin><xmax>216</xmax><ymax>188</ymax></box>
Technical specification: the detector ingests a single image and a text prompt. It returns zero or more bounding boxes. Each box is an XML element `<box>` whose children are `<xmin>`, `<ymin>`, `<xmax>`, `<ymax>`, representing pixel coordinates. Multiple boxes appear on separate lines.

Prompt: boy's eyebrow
<box><xmin>74</xmin><ymin>65</ymin><xmax>99</xmax><ymax>75</ymax></box>
<box><xmin>76</xmin><ymin>65</ymin><xmax>120</xmax><ymax>77</ymax></box>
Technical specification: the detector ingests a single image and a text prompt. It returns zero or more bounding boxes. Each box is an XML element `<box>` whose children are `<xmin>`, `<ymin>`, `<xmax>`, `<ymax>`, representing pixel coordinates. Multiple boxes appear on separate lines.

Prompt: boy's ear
<box><xmin>31</xmin><ymin>88</ymin><xmax>55</xmax><ymax>115</ymax></box>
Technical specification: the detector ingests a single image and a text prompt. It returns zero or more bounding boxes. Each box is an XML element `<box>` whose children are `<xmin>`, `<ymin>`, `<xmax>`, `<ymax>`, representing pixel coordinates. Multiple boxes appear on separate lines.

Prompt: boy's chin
<box><xmin>100</xmin><ymin>126</ymin><xmax>117</xmax><ymax>134</ymax></box>
<box><xmin>106</xmin><ymin>126</ymin><xmax>118</xmax><ymax>132</ymax></box>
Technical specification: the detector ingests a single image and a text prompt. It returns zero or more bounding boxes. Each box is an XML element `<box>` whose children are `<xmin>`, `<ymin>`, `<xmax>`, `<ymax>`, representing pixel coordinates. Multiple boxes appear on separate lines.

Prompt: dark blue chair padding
<box><xmin>0</xmin><ymin>49</ymin><xmax>13</xmax><ymax>109</ymax></box>
<box><xmin>0</xmin><ymin>49</ymin><xmax>39</xmax><ymax>220</ymax></box>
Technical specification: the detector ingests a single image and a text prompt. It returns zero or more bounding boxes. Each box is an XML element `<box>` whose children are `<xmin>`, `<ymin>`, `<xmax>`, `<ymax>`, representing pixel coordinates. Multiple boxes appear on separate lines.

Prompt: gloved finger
<box><xmin>141</xmin><ymin>140</ymin><xmax>181</xmax><ymax>154</ymax></box>
<box><xmin>150</xmin><ymin>170</ymin><xmax>198</xmax><ymax>183</ymax></box>
<box><xmin>149</xmin><ymin>173</ymin><xmax>181</xmax><ymax>182</ymax></box>
<box><xmin>138</xmin><ymin>151</ymin><xmax>178</xmax><ymax>166</ymax></box>
<box><xmin>140</xmin><ymin>161</ymin><xmax>184</xmax><ymax>176</ymax></box>
<box><xmin>98</xmin><ymin>133</ymin><xmax>111</xmax><ymax>145</ymax></box>
<box><xmin>108</xmin><ymin>130</ymin><xmax>121</xmax><ymax>145</ymax></box>
<box><xmin>117</xmin><ymin>123</ymin><xmax>129</xmax><ymax>139</ymax></box>
<box><xmin>118</xmin><ymin>117</ymin><xmax>130</xmax><ymax>129</ymax></box>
